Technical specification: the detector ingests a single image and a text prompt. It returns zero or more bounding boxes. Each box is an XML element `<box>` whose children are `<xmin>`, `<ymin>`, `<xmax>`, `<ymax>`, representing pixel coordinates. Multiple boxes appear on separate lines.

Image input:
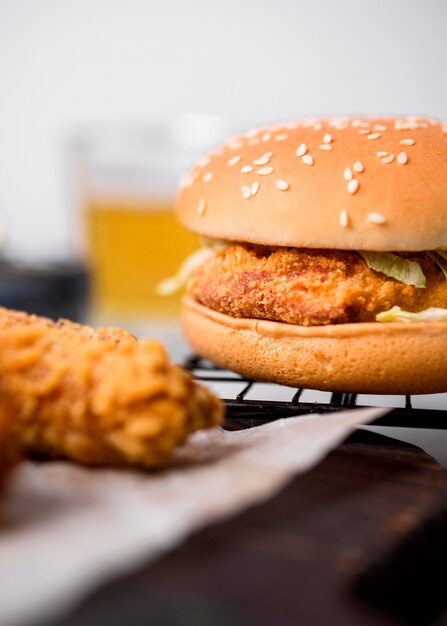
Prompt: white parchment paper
<box><xmin>0</xmin><ymin>408</ymin><xmax>385</xmax><ymax>626</ymax></box>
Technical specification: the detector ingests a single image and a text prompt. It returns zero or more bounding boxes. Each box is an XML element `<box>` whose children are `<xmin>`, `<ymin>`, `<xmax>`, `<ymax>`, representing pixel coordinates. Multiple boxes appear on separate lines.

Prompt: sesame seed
<box><xmin>203</xmin><ymin>172</ymin><xmax>213</xmax><ymax>182</ymax></box>
<box><xmin>263</xmin><ymin>151</ymin><xmax>273</xmax><ymax>158</ymax></box>
<box><xmin>394</xmin><ymin>120</ymin><xmax>427</xmax><ymax>130</ymax></box>
<box><xmin>397</xmin><ymin>151</ymin><xmax>408</xmax><ymax>164</ymax></box>
<box><xmin>319</xmin><ymin>144</ymin><xmax>333</xmax><ymax>150</ymax></box>
<box><xmin>368</xmin><ymin>212</ymin><xmax>386</xmax><ymax>224</ymax></box>
<box><xmin>228</xmin><ymin>155</ymin><xmax>241</xmax><ymax>166</ymax></box>
<box><xmin>400</xmin><ymin>138</ymin><xmax>415</xmax><ymax>146</ymax></box>
<box><xmin>276</xmin><ymin>179</ymin><xmax>289</xmax><ymax>191</ymax></box>
<box><xmin>347</xmin><ymin>179</ymin><xmax>359</xmax><ymax>194</ymax></box>
<box><xmin>344</xmin><ymin>167</ymin><xmax>353</xmax><ymax>181</ymax></box>
<box><xmin>359</xmin><ymin>121</ymin><xmax>370</xmax><ymax>128</ymax></box>
<box><xmin>313</xmin><ymin>123</ymin><xmax>322</xmax><ymax>131</ymax></box>
<box><xmin>352</xmin><ymin>119</ymin><xmax>362</xmax><ymax>127</ymax></box>
<box><xmin>248</xmin><ymin>138</ymin><xmax>260</xmax><ymax>145</ymax></box>
<box><xmin>180</xmin><ymin>174</ymin><xmax>193</xmax><ymax>188</ymax></box>
<box><xmin>261</xmin><ymin>132</ymin><xmax>271</xmax><ymax>142</ymax></box>
<box><xmin>358</xmin><ymin>129</ymin><xmax>370</xmax><ymax>134</ymax></box>
<box><xmin>275</xmin><ymin>134</ymin><xmax>288</xmax><ymax>141</ymax></box>
<box><xmin>374</xmin><ymin>124</ymin><xmax>387</xmax><ymax>131</ymax></box>
<box><xmin>197</xmin><ymin>156</ymin><xmax>210</xmax><ymax>168</ymax></box>
<box><xmin>227</xmin><ymin>140</ymin><xmax>243</xmax><ymax>150</ymax></box>
<box><xmin>323</xmin><ymin>134</ymin><xmax>332</xmax><ymax>144</ymax></box>
<box><xmin>329</xmin><ymin>118</ymin><xmax>347</xmax><ymax>128</ymax></box>
<box><xmin>253</xmin><ymin>156</ymin><xmax>270</xmax><ymax>166</ymax></box>
<box><xmin>395</xmin><ymin>121</ymin><xmax>415</xmax><ymax>130</ymax></box>
<box><xmin>257</xmin><ymin>166</ymin><xmax>274</xmax><ymax>175</ymax></box>
<box><xmin>296</xmin><ymin>143</ymin><xmax>307</xmax><ymax>157</ymax></box>
<box><xmin>242</xmin><ymin>185</ymin><xmax>251</xmax><ymax>199</ymax></box>
<box><xmin>381</xmin><ymin>154</ymin><xmax>395</xmax><ymax>164</ymax></box>
<box><xmin>376</xmin><ymin>151</ymin><xmax>388</xmax><ymax>158</ymax></box>
<box><xmin>197</xmin><ymin>199</ymin><xmax>206</xmax><ymax>215</ymax></box>
<box><xmin>241</xmin><ymin>165</ymin><xmax>254</xmax><ymax>174</ymax></box>
<box><xmin>251</xmin><ymin>181</ymin><xmax>260</xmax><ymax>196</ymax></box>
<box><xmin>353</xmin><ymin>161</ymin><xmax>364</xmax><ymax>173</ymax></box>
<box><xmin>442</xmin><ymin>126</ymin><xmax>447</xmax><ymax>133</ymax></box>
<box><xmin>367</xmin><ymin>133</ymin><xmax>381</xmax><ymax>140</ymax></box>
<box><xmin>302</xmin><ymin>154</ymin><xmax>314</xmax><ymax>165</ymax></box>
<box><xmin>339</xmin><ymin>210</ymin><xmax>349</xmax><ymax>228</ymax></box>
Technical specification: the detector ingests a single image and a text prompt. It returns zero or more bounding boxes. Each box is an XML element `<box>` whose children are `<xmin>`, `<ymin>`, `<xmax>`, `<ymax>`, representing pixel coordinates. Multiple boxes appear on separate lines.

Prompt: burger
<box><xmin>172</xmin><ymin>116</ymin><xmax>447</xmax><ymax>394</ymax></box>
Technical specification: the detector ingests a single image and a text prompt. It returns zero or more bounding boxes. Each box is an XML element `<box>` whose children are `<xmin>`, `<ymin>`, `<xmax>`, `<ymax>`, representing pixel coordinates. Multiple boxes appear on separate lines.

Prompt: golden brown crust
<box><xmin>176</xmin><ymin>116</ymin><xmax>447</xmax><ymax>251</ymax></box>
<box><xmin>0</xmin><ymin>306</ymin><xmax>137</xmax><ymax>346</ymax></box>
<box><xmin>0</xmin><ymin>309</ymin><xmax>223</xmax><ymax>468</ymax></box>
<box><xmin>189</xmin><ymin>245</ymin><xmax>447</xmax><ymax>325</ymax></box>
<box><xmin>182</xmin><ymin>295</ymin><xmax>447</xmax><ymax>394</ymax></box>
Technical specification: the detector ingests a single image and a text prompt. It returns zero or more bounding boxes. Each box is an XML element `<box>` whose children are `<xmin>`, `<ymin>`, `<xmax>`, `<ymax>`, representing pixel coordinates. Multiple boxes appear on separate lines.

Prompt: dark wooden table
<box><xmin>50</xmin><ymin>430</ymin><xmax>447</xmax><ymax>626</ymax></box>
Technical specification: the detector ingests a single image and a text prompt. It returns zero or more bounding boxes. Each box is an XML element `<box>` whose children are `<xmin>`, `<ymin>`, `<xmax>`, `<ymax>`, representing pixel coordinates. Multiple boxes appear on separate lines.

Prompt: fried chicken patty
<box><xmin>188</xmin><ymin>245</ymin><xmax>447</xmax><ymax>326</ymax></box>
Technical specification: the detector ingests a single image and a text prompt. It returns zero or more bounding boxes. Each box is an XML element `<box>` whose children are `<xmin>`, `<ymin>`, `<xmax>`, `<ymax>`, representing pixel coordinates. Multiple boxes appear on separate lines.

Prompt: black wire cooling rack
<box><xmin>183</xmin><ymin>355</ymin><xmax>447</xmax><ymax>430</ymax></box>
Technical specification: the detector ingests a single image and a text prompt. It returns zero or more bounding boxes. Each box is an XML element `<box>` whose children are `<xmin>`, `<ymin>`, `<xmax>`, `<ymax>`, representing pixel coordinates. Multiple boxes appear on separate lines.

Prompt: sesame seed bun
<box><xmin>177</xmin><ymin>116</ymin><xmax>447</xmax><ymax>394</ymax></box>
<box><xmin>182</xmin><ymin>295</ymin><xmax>447</xmax><ymax>394</ymax></box>
<box><xmin>176</xmin><ymin>116</ymin><xmax>447</xmax><ymax>251</ymax></box>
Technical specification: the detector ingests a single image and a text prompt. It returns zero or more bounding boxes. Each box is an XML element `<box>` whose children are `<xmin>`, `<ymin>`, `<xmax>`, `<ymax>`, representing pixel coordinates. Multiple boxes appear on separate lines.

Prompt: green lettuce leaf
<box><xmin>199</xmin><ymin>237</ymin><xmax>231</xmax><ymax>252</ymax></box>
<box><xmin>358</xmin><ymin>251</ymin><xmax>426</xmax><ymax>288</ymax></box>
<box><xmin>376</xmin><ymin>306</ymin><xmax>447</xmax><ymax>322</ymax></box>
<box><xmin>156</xmin><ymin>247</ymin><xmax>216</xmax><ymax>296</ymax></box>
<box><xmin>156</xmin><ymin>238</ymin><xmax>231</xmax><ymax>296</ymax></box>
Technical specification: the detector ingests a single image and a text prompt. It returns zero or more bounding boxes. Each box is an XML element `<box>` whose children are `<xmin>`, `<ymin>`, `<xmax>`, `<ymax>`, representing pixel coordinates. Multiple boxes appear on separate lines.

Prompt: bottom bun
<box><xmin>181</xmin><ymin>295</ymin><xmax>447</xmax><ymax>395</ymax></box>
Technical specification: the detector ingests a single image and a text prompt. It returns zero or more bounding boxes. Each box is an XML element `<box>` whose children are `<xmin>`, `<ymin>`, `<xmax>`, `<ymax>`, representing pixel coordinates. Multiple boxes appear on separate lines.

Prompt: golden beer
<box><xmin>85</xmin><ymin>196</ymin><xmax>199</xmax><ymax>318</ymax></box>
<box><xmin>73</xmin><ymin>118</ymin><xmax>233</xmax><ymax>322</ymax></box>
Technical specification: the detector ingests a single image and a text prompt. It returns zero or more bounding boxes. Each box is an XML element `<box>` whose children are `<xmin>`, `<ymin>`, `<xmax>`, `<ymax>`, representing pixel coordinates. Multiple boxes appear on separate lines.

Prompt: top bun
<box><xmin>176</xmin><ymin>116</ymin><xmax>447</xmax><ymax>251</ymax></box>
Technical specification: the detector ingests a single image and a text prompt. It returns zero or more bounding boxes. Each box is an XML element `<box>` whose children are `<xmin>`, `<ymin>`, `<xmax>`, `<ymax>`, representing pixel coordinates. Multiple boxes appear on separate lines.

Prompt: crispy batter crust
<box><xmin>0</xmin><ymin>308</ymin><xmax>223</xmax><ymax>468</ymax></box>
<box><xmin>188</xmin><ymin>245</ymin><xmax>447</xmax><ymax>325</ymax></box>
<box><xmin>0</xmin><ymin>307</ymin><xmax>137</xmax><ymax>346</ymax></box>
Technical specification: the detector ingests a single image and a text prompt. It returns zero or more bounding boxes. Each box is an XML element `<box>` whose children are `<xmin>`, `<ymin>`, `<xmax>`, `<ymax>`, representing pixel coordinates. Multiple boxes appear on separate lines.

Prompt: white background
<box><xmin>0</xmin><ymin>0</ymin><xmax>446</xmax><ymax>257</ymax></box>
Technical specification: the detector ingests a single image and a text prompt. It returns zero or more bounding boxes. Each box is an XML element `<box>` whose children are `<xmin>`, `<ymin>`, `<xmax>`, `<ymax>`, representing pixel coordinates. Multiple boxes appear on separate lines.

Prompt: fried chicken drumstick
<box><xmin>0</xmin><ymin>307</ymin><xmax>223</xmax><ymax>468</ymax></box>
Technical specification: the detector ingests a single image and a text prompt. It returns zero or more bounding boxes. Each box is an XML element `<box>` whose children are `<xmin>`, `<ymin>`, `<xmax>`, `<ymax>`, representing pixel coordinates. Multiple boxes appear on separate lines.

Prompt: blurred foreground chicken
<box><xmin>0</xmin><ymin>307</ymin><xmax>223</xmax><ymax>468</ymax></box>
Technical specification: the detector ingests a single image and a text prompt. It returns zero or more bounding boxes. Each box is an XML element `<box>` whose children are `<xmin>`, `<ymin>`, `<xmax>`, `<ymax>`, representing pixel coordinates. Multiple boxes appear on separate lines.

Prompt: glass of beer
<box><xmin>72</xmin><ymin>116</ymin><xmax>231</xmax><ymax>324</ymax></box>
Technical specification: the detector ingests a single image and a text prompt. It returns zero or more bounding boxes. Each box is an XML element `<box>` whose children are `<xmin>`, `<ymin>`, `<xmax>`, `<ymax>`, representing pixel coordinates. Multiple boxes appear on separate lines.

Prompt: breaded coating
<box><xmin>0</xmin><ymin>310</ymin><xmax>223</xmax><ymax>468</ymax></box>
<box><xmin>0</xmin><ymin>306</ymin><xmax>137</xmax><ymax>346</ymax></box>
<box><xmin>189</xmin><ymin>245</ymin><xmax>447</xmax><ymax>325</ymax></box>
